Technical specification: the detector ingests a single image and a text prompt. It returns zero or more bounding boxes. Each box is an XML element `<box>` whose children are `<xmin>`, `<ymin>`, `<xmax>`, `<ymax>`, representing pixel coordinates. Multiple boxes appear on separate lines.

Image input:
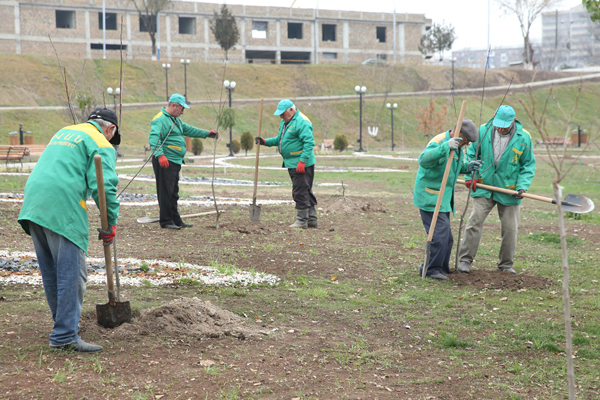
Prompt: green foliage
<box><xmin>191</xmin><ymin>138</ymin><xmax>204</xmax><ymax>155</ymax></box>
<box><xmin>419</xmin><ymin>23</ymin><xmax>456</xmax><ymax>61</ymax></box>
<box><xmin>74</xmin><ymin>93</ymin><xmax>93</xmax><ymax>118</ymax></box>
<box><xmin>210</xmin><ymin>5</ymin><xmax>240</xmax><ymax>56</ymax></box>
<box><xmin>240</xmin><ymin>131</ymin><xmax>254</xmax><ymax>155</ymax></box>
<box><xmin>583</xmin><ymin>0</ymin><xmax>600</xmax><ymax>22</ymax></box>
<box><xmin>439</xmin><ymin>333</ymin><xmax>469</xmax><ymax>349</ymax></box>
<box><xmin>219</xmin><ymin>107</ymin><xmax>235</xmax><ymax>130</ymax></box>
<box><xmin>231</xmin><ymin>138</ymin><xmax>241</xmax><ymax>154</ymax></box>
<box><xmin>526</xmin><ymin>232</ymin><xmax>582</xmax><ymax>247</ymax></box>
<box><xmin>333</xmin><ymin>134</ymin><xmax>349</xmax><ymax>152</ymax></box>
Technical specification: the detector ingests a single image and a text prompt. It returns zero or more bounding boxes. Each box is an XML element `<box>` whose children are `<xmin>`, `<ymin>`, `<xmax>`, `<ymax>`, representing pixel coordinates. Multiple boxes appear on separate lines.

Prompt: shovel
<box><xmin>456</xmin><ymin>179</ymin><xmax>595</xmax><ymax>214</ymax></box>
<box><xmin>137</xmin><ymin>210</ymin><xmax>223</xmax><ymax>224</ymax></box>
<box><xmin>94</xmin><ymin>155</ymin><xmax>132</xmax><ymax>329</ymax></box>
<box><xmin>250</xmin><ymin>99</ymin><xmax>264</xmax><ymax>222</ymax></box>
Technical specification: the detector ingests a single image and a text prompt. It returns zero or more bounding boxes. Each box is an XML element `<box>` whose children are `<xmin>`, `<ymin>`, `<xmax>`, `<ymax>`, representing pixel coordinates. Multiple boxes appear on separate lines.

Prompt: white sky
<box><xmin>209</xmin><ymin>0</ymin><xmax>584</xmax><ymax>50</ymax></box>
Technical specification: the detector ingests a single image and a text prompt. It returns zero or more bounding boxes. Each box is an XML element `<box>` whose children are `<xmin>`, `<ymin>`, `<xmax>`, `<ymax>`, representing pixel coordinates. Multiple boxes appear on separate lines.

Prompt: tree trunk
<box><xmin>553</xmin><ymin>182</ymin><xmax>576</xmax><ymax>400</ymax></box>
<box><xmin>150</xmin><ymin>32</ymin><xmax>156</xmax><ymax>56</ymax></box>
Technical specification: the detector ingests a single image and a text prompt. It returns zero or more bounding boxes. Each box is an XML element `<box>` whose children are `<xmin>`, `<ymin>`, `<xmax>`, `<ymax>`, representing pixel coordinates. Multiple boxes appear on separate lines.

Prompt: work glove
<box><xmin>465</xmin><ymin>179</ymin><xmax>478</xmax><ymax>191</ymax></box>
<box><xmin>97</xmin><ymin>225</ymin><xmax>117</xmax><ymax>246</ymax></box>
<box><xmin>512</xmin><ymin>189</ymin><xmax>526</xmax><ymax>199</ymax></box>
<box><xmin>296</xmin><ymin>161</ymin><xmax>306</xmax><ymax>174</ymax></box>
<box><xmin>468</xmin><ymin>161</ymin><xmax>482</xmax><ymax>172</ymax></box>
<box><xmin>158</xmin><ymin>155</ymin><xmax>169</xmax><ymax>168</ymax></box>
<box><xmin>255</xmin><ymin>136</ymin><xmax>266</xmax><ymax>145</ymax></box>
<box><xmin>208</xmin><ymin>130</ymin><xmax>219</xmax><ymax>139</ymax></box>
<box><xmin>447</xmin><ymin>137</ymin><xmax>463</xmax><ymax>150</ymax></box>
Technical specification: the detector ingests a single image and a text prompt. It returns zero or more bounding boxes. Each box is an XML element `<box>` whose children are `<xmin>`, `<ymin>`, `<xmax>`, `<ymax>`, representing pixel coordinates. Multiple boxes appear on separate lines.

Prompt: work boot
<box><xmin>178</xmin><ymin>223</ymin><xmax>193</xmax><ymax>228</ymax></box>
<box><xmin>457</xmin><ymin>261</ymin><xmax>471</xmax><ymax>273</ymax></box>
<box><xmin>289</xmin><ymin>208</ymin><xmax>309</xmax><ymax>229</ymax></box>
<box><xmin>161</xmin><ymin>224</ymin><xmax>181</xmax><ymax>230</ymax></box>
<box><xmin>428</xmin><ymin>272</ymin><xmax>448</xmax><ymax>281</ymax></box>
<box><xmin>308</xmin><ymin>206</ymin><xmax>318</xmax><ymax>228</ymax></box>
<box><xmin>497</xmin><ymin>266</ymin><xmax>516</xmax><ymax>274</ymax></box>
<box><xmin>50</xmin><ymin>339</ymin><xmax>103</xmax><ymax>353</ymax></box>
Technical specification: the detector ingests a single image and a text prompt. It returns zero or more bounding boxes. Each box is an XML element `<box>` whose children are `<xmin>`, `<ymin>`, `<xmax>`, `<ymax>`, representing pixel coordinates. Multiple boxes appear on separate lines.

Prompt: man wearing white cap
<box><xmin>255</xmin><ymin>99</ymin><xmax>317</xmax><ymax>229</ymax></box>
<box><xmin>458</xmin><ymin>105</ymin><xmax>536</xmax><ymax>274</ymax></box>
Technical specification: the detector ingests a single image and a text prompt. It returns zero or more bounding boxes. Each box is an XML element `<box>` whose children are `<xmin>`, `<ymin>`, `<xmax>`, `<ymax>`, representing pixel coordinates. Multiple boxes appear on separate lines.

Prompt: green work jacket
<box><xmin>465</xmin><ymin>119</ymin><xmax>536</xmax><ymax>206</ymax></box>
<box><xmin>148</xmin><ymin>107</ymin><xmax>210</xmax><ymax>165</ymax></box>
<box><xmin>413</xmin><ymin>131</ymin><xmax>469</xmax><ymax>214</ymax></box>
<box><xmin>264</xmin><ymin>109</ymin><xmax>316</xmax><ymax>169</ymax></box>
<box><xmin>18</xmin><ymin>121</ymin><xmax>120</xmax><ymax>254</ymax></box>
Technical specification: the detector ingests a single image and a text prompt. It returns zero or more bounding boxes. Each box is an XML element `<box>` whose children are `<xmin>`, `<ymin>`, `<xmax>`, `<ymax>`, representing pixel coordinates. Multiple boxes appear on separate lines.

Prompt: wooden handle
<box><xmin>456</xmin><ymin>179</ymin><xmax>554</xmax><ymax>204</ymax></box>
<box><xmin>94</xmin><ymin>155</ymin><xmax>116</xmax><ymax>302</ymax></box>
<box><xmin>253</xmin><ymin>99</ymin><xmax>264</xmax><ymax>201</ymax></box>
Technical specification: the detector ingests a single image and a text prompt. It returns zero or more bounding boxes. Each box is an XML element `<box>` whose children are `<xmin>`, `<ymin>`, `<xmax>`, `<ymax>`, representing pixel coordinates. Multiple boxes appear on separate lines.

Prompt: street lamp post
<box><xmin>354</xmin><ymin>85</ymin><xmax>366</xmax><ymax>152</ymax></box>
<box><xmin>451</xmin><ymin>58</ymin><xmax>456</xmax><ymax>94</ymax></box>
<box><xmin>180</xmin><ymin>59</ymin><xmax>190</xmax><ymax>101</ymax></box>
<box><xmin>162</xmin><ymin>63</ymin><xmax>171</xmax><ymax>101</ymax></box>
<box><xmin>106</xmin><ymin>87</ymin><xmax>120</xmax><ymax>112</ymax></box>
<box><xmin>223</xmin><ymin>80</ymin><xmax>237</xmax><ymax>157</ymax></box>
<box><xmin>386</xmin><ymin>102</ymin><xmax>398</xmax><ymax>151</ymax></box>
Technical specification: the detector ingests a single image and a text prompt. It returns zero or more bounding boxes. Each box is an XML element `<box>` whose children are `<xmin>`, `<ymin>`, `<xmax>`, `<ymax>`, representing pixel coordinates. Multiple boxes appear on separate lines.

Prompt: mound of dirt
<box><xmin>448</xmin><ymin>269</ymin><xmax>553</xmax><ymax>290</ymax></box>
<box><xmin>112</xmin><ymin>298</ymin><xmax>269</xmax><ymax>340</ymax></box>
<box><xmin>324</xmin><ymin>199</ymin><xmax>386</xmax><ymax>215</ymax></box>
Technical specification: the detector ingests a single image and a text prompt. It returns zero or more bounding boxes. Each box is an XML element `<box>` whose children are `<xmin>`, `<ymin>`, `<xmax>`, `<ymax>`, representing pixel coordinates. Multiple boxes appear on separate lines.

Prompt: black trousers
<box><xmin>288</xmin><ymin>164</ymin><xmax>317</xmax><ymax>209</ymax></box>
<box><xmin>418</xmin><ymin>209</ymin><xmax>453</xmax><ymax>276</ymax></box>
<box><xmin>152</xmin><ymin>156</ymin><xmax>183</xmax><ymax>227</ymax></box>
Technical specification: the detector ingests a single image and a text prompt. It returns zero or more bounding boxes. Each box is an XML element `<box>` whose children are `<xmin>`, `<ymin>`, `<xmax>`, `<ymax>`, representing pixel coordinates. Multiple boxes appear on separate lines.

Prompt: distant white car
<box><xmin>361</xmin><ymin>58</ymin><xmax>386</xmax><ymax>65</ymax></box>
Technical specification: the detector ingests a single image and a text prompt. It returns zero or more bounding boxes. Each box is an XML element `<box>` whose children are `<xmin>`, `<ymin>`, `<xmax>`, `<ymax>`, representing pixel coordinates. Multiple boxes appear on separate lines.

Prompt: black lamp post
<box><xmin>162</xmin><ymin>63</ymin><xmax>171</xmax><ymax>101</ymax></box>
<box><xmin>223</xmin><ymin>79</ymin><xmax>237</xmax><ymax>157</ymax></box>
<box><xmin>386</xmin><ymin>102</ymin><xmax>398</xmax><ymax>151</ymax></box>
<box><xmin>354</xmin><ymin>85</ymin><xmax>366</xmax><ymax>152</ymax></box>
<box><xmin>180</xmin><ymin>59</ymin><xmax>190</xmax><ymax>101</ymax></box>
<box><xmin>106</xmin><ymin>87</ymin><xmax>120</xmax><ymax>112</ymax></box>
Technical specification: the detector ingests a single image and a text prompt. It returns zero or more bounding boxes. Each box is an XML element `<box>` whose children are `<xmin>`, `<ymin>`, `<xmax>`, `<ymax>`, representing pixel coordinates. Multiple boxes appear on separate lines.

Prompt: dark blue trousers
<box><xmin>419</xmin><ymin>209</ymin><xmax>453</xmax><ymax>276</ymax></box>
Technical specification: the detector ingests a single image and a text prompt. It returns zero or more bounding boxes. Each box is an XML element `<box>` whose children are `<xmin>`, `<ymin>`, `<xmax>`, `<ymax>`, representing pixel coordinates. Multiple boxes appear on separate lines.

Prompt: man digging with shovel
<box><xmin>255</xmin><ymin>99</ymin><xmax>317</xmax><ymax>229</ymax></box>
<box><xmin>18</xmin><ymin>108</ymin><xmax>121</xmax><ymax>352</ymax></box>
<box><xmin>414</xmin><ymin>118</ymin><xmax>480</xmax><ymax>280</ymax></box>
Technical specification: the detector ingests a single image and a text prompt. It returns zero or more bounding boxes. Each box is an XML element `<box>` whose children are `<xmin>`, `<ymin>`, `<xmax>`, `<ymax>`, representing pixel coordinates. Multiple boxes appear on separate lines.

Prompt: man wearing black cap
<box><xmin>18</xmin><ymin>108</ymin><xmax>121</xmax><ymax>352</ymax></box>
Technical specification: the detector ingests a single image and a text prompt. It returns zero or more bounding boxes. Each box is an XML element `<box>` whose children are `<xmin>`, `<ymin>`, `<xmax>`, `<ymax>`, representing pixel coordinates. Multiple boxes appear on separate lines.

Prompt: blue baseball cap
<box><xmin>493</xmin><ymin>105</ymin><xmax>515</xmax><ymax>128</ymax></box>
<box><xmin>169</xmin><ymin>93</ymin><xmax>189</xmax><ymax>109</ymax></box>
<box><xmin>274</xmin><ymin>99</ymin><xmax>294</xmax><ymax>116</ymax></box>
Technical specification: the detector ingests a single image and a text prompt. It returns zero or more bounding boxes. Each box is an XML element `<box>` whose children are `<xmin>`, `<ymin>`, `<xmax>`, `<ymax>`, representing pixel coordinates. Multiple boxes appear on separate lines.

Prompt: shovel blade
<box><xmin>563</xmin><ymin>194</ymin><xmax>595</xmax><ymax>214</ymax></box>
<box><xmin>249</xmin><ymin>205</ymin><xmax>261</xmax><ymax>222</ymax></box>
<box><xmin>96</xmin><ymin>300</ymin><xmax>132</xmax><ymax>329</ymax></box>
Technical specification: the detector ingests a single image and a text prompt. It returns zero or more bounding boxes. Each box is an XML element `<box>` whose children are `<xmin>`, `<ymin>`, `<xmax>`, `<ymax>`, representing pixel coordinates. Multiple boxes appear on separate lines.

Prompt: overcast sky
<box><xmin>206</xmin><ymin>0</ymin><xmax>584</xmax><ymax>50</ymax></box>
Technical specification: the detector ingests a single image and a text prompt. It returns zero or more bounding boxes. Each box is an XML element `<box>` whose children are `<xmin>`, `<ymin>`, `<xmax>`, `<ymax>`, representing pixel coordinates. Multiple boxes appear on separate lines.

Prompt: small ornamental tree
<box><xmin>210</xmin><ymin>5</ymin><xmax>240</xmax><ymax>60</ymax></box>
<box><xmin>231</xmin><ymin>139</ymin><xmax>241</xmax><ymax>154</ymax></box>
<box><xmin>240</xmin><ymin>131</ymin><xmax>254</xmax><ymax>155</ymax></box>
<box><xmin>333</xmin><ymin>134</ymin><xmax>349</xmax><ymax>152</ymax></box>
<box><xmin>419</xmin><ymin>23</ymin><xmax>456</xmax><ymax>61</ymax></box>
<box><xmin>191</xmin><ymin>138</ymin><xmax>203</xmax><ymax>155</ymax></box>
<box><xmin>415</xmin><ymin>99</ymin><xmax>448</xmax><ymax>137</ymax></box>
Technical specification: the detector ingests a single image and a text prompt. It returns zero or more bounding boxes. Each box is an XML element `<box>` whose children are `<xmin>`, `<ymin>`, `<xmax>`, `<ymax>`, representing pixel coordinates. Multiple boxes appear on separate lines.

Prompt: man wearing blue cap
<box><xmin>148</xmin><ymin>93</ymin><xmax>219</xmax><ymax>230</ymax></box>
<box><xmin>458</xmin><ymin>105</ymin><xmax>536</xmax><ymax>274</ymax></box>
<box><xmin>255</xmin><ymin>99</ymin><xmax>317</xmax><ymax>228</ymax></box>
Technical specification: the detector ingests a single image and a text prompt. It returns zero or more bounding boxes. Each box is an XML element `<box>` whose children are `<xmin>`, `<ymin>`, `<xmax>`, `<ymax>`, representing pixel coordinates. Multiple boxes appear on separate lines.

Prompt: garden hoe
<box><xmin>94</xmin><ymin>155</ymin><xmax>131</xmax><ymax>329</ymax></box>
<box><xmin>250</xmin><ymin>99</ymin><xmax>264</xmax><ymax>222</ymax></box>
<box><xmin>137</xmin><ymin>210</ymin><xmax>222</xmax><ymax>224</ymax></box>
<box><xmin>455</xmin><ymin>179</ymin><xmax>595</xmax><ymax>214</ymax></box>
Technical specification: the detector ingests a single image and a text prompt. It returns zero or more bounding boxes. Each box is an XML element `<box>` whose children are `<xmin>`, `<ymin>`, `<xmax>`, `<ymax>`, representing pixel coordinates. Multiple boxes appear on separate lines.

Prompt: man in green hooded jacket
<box><xmin>148</xmin><ymin>93</ymin><xmax>218</xmax><ymax>229</ymax></box>
<box><xmin>458</xmin><ymin>105</ymin><xmax>536</xmax><ymax>274</ymax></box>
<box><xmin>255</xmin><ymin>99</ymin><xmax>317</xmax><ymax>228</ymax></box>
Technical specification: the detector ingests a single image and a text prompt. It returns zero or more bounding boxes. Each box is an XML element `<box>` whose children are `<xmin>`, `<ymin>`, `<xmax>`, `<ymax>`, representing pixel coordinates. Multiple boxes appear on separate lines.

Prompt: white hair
<box><xmin>288</xmin><ymin>105</ymin><xmax>297</xmax><ymax>113</ymax></box>
<box><xmin>94</xmin><ymin>118</ymin><xmax>116</xmax><ymax>135</ymax></box>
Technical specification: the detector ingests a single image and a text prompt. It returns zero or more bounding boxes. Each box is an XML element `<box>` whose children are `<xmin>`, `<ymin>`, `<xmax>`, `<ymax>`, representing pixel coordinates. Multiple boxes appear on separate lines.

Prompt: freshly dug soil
<box><xmin>324</xmin><ymin>198</ymin><xmax>387</xmax><ymax>215</ymax></box>
<box><xmin>448</xmin><ymin>269</ymin><xmax>553</xmax><ymax>290</ymax></box>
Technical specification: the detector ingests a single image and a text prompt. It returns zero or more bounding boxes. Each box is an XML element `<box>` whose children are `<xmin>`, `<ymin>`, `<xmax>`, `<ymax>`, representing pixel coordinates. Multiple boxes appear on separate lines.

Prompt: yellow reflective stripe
<box><xmin>505</xmin><ymin>184</ymin><xmax>517</xmax><ymax>189</ymax></box>
<box><xmin>512</xmin><ymin>147</ymin><xmax>523</xmax><ymax>155</ymax></box>
<box><xmin>298</xmin><ymin>111</ymin><xmax>312</xmax><ymax>124</ymax></box>
<box><xmin>152</xmin><ymin>111</ymin><xmax>163</xmax><ymax>121</ymax></box>
<box><xmin>521</xmin><ymin>128</ymin><xmax>532</xmax><ymax>138</ymax></box>
<box><xmin>79</xmin><ymin>199</ymin><xmax>88</xmax><ymax>211</ymax></box>
<box><xmin>425</xmin><ymin>187</ymin><xmax>440</xmax><ymax>194</ymax></box>
<box><xmin>168</xmin><ymin>145</ymin><xmax>182</xmax><ymax>151</ymax></box>
<box><xmin>428</xmin><ymin>133</ymin><xmax>447</xmax><ymax>145</ymax></box>
<box><xmin>290</xmin><ymin>150</ymin><xmax>302</xmax><ymax>155</ymax></box>
<box><xmin>62</xmin><ymin>123</ymin><xmax>112</xmax><ymax>148</ymax></box>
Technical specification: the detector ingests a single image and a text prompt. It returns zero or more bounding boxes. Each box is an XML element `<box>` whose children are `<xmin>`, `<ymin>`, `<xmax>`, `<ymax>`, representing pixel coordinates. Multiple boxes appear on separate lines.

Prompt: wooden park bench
<box><xmin>536</xmin><ymin>137</ymin><xmax>571</xmax><ymax>148</ymax></box>
<box><xmin>0</xmin><ymin>145</ymin><xmax>29</xmax><ymax>167</ymax></box>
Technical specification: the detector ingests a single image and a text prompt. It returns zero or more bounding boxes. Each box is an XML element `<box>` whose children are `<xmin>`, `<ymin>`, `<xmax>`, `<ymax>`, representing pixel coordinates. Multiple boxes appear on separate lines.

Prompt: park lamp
<box><xmin>223</xmin><ymin>80</ymin><xmax>237</xmax><ymax>89</ymax></box>
<box><xmin>162</xmin><ymin>63</ymin><xmax>171</xmax><ymax>69</ymax></box>
<box><xmin>180</xmin><ymin>58</ymin><xmax>190</xmax><ymax>65</ymax></box>
<box><xmin>354</xmin><ymin>85</ymin><xmax>366</xmax><ymax>93</ymax></box>
<box><xmin>386</xmin><ymin>103</ymin><xmax>397</xmax><ymax>110</ymax></box>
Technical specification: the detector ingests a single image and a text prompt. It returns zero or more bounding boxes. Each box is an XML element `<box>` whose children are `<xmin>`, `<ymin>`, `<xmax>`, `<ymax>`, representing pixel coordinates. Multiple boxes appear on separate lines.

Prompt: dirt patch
<box><xmin>110</xmin><ymin>298</ymin><xmax>269</xmax><ymax>340</ymax></box>
<box><xmin>448</xmin><ymin>269</ymin><xmax>554</xmax><ymax>291</ymax></box>
<box><xmin>324</xmin><ymin>198</ymin><xmax>387</xmax><ymax>215</ymax></box>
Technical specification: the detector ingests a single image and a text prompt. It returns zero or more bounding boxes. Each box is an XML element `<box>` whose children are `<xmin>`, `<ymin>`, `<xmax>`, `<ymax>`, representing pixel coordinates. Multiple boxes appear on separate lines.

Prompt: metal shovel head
<box><xmin>96</xmin><ymin>300</ymin><xmax>132</xmax><ymax>329</ymax></box>
<box><xmin>562</xmin><ymin>194</ymin><xmax>595</xmax><ymax>214</ymax></box>
<box><xmin>250</xmin><ymin>205</ymin><xmax>261</xmax><ymax>222</ymax></box>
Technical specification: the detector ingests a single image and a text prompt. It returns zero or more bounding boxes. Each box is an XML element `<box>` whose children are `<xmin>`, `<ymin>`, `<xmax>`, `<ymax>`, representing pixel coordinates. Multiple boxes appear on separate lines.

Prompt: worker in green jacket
<box><xmin>413</xmin><ymin>118</ymin><xmax>481</xmax><ymax>280</ymax></box>
<box><xmin>458</xmin><ymin>105</ymin><xmax>536</xmax><ymax>274</ymax></box>
<box><xmin>18</xmin><ymin>108</ymin><xmax>121</xmax><ymax>353</ymax></box>
<box><xmin>255</xmin><ymin>99</ymin><xmax>317</xmax><ymax>228</ymax></box>
<box><xmin>148</xmin><ymin>93</ymin><xmax>219</xmax><ymax>230</ymax></box>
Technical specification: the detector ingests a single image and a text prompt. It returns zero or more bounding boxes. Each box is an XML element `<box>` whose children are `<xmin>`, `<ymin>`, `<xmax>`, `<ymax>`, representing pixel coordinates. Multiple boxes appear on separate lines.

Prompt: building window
<box><xmin>376</xmin><ymin>26</ymin><xmax>386</xmax><ymax>43</ymax></box>
<box><xmin>252</xmin><ymin>21</ymin><xmax>267</xmax><ymax>39</ymax></box>
<box><xmin>322</xmin><ymin>52</ymin><xmax>337</xmax><ymax>59</ymax></box>
<box><xmin>179</xmin><ymin>17</ymin><xmax>195</xmax><ymax>34</ymax></box>
<box><xmin>377</xmin><ymin>54</ymin><xmax>387</xmax><ymax>60</ymax></box>
<box><xmin>56</xmin><ymin>10</ymin><xmax>76</xmax><ymax>29</ymax></box>
<box><xmin>288</xmin><ymin>22</ymin><xmax>303</xmax><ymax>39</ymax></box>
<box><xmin>322</xmin><ymin>24</ymin><xmax>336</xmax><ymax>41</ymax></box>
<box><xmin>98</xmin><ymin>12</ymin><xmax>117</xmax><ymax>30</ymax></box>
<box><xmin>139</xmin><ymin>15</ymin><xmax>157</xmax><ymax>32</ymax></box>
<box><xmin>91</xmin><ymin>43</ymin><xmax>127</xmax><ymax>51</ymax></box>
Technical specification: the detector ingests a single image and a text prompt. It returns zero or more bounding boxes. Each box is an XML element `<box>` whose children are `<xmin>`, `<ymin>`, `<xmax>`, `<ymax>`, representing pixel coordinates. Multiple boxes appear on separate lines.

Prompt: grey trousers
<box><xmin>458</xmin><ymin>196</ymin><xmax>521</xmax><ymax>269</ymax></box>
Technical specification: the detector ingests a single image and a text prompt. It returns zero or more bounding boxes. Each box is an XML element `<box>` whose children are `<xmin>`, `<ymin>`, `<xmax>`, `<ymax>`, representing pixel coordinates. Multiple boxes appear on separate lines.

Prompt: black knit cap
<box><xmin>88</xmin><ymin>108</ymin><xmax>121</xmax><ymax>145</ymax></box>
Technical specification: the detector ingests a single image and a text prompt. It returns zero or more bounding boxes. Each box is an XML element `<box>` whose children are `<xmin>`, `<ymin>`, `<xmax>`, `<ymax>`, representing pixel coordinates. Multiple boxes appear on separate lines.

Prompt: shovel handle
<box><xmin>253</xmin><ymin>99</ymin><xmax>264</xmax><ymax>202</ymax></box>
<box><xmin>94</xmin><ymin>155</ymin><xmax>116</xmax><ymax>303</ymax></box>
<box><xmin>456</xmin><ymin>179</ymin><xmax>555</xmax><ymax>204</ymax></box>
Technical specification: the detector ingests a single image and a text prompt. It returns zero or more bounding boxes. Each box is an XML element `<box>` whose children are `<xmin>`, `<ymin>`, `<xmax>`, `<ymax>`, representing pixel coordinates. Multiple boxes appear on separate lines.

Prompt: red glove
<box><xmin>465</xmin><ymin>179</ymin><xmax>477</xmax><ymax>191</ymax></box>
<box><xmin>255</xmin><ymin>136</ymin><xmax>266</xmax><ymax>145</ymax></box>
<box><xmin>296</xmin><ymin>161</ymin><xmax>305</xmax><ymax>174</ymax></box>
<box><xmin>97</xmin><ymin>225</ymin><xmax>117</xmax><ymax>246</ymax></box>
<box><xmin>158</xmin><ymin>155</ymin><xmax>169</xmax><ymax>168</ymax></box>
<box><xmin>208</xmin><ymin>130</ymin><xmax>219</xmax><ymax>139</ymax></box>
